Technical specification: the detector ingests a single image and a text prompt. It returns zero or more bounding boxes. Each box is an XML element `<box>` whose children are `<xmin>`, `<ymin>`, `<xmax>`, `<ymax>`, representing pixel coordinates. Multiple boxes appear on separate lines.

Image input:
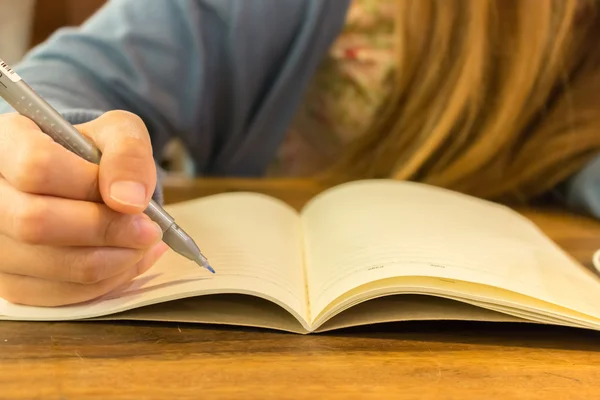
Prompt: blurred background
<box><xmin>0</xmin><ymin>0</ymin><xmax>194</xmax><ymax>176</ymax></box>
<box><xmin>0</xmin><ymin>0</ymin><xmax>105</xmax><ymax>64</ymax></box>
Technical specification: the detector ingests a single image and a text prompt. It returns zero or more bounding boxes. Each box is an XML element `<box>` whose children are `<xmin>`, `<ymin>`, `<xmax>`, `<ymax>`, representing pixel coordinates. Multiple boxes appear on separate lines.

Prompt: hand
<box><xmin>0</xmin><ymin>110</ymin><xmax>168</xmax><ymax>307</ymax></box>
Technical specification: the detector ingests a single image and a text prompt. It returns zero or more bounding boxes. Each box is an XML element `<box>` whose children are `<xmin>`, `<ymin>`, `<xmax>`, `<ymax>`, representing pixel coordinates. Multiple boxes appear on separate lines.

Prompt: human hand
<box><xmin>0</xmin><ymin>110</ymin><xmax>167</xmax><ymax>306</ymax></box>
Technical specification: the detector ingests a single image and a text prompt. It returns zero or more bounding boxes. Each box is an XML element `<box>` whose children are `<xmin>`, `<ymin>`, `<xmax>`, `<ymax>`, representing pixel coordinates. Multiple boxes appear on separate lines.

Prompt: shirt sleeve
<box><xmin>0</xmin><ymin>0</ymin><xmax>350</xmax><ymax>202</ymax></box>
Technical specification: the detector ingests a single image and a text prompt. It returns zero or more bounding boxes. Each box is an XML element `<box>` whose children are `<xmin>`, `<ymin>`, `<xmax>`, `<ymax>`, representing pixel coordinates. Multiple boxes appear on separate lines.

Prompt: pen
<box><xmin>0</xmin><ymin>58</ymin><xmax>214</xmax><ymax>274</ymax></box>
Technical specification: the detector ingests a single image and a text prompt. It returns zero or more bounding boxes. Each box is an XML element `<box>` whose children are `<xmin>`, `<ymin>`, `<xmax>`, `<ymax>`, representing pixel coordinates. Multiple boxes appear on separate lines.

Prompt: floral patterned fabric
<box><xmin>268</xmin><ymin>0</ymin><xmax>396</xmax><ymax>176</ymax></box>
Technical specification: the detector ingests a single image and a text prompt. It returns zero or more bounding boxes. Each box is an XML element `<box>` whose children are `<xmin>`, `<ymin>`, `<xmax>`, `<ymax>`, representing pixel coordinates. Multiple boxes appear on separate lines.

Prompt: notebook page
<box><xmin>314</xmin><ymin>295</ymin><xmax>528</xmax><ymax>333</ymax></box>
<box><xmin>97</xmin><ymin>295</ymin><xmax>309</xmax><ymax>334</ymax></box>
<box><xmin>301</xmin><ymin>180</ymin><xmax>600</xmax><ymax>322</ymax></box>
<box><xmin>0</xmin><ymin>193</ymin><xmax>309</xmax><ymax>326</ymax></box>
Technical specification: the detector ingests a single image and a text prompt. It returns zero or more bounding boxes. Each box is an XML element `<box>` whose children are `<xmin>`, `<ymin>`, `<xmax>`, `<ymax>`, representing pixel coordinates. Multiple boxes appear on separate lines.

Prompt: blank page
<box><xmin>301</xmin><ymin>180</ymin><xmax>600</xmax><ymax>321</ymax></box>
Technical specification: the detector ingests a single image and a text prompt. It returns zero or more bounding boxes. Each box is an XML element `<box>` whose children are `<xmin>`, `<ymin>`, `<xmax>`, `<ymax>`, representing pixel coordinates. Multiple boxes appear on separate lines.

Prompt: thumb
<box><xmin>75</xmin><ymin>110</ymin><xmax>157</xmax><ymax>214</ymax></box>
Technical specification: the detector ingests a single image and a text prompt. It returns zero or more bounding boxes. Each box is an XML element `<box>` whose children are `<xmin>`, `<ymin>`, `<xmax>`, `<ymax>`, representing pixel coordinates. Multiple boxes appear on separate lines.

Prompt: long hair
<box><xmin>327</xmin><ymin>0</ymin><xmax>600</xmax><ymax>202</ymax></box>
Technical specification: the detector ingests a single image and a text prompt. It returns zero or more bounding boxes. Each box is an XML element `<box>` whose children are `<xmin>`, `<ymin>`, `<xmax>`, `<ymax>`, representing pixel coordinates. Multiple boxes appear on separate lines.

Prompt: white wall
<box><xmin>0</xmin><ymin>0</ymin><xmax>36</xmax><ymax>64</ymax></box>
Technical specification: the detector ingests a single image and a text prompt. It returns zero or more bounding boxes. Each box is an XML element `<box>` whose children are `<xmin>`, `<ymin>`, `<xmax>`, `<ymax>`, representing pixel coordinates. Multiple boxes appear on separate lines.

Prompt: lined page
<box><xmin>0</xmin><ymin>193</ymin><xmax>309</xmax><ymax>325</ymax></box>
<box><xmin>301</xmin><ymin>180</ymin><xmax>600</xmax><ymax>321</ymax></box>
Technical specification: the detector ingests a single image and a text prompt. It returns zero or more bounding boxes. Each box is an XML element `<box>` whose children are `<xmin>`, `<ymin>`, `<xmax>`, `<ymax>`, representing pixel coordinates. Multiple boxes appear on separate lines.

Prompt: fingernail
<box><xmin>110</xmin><ymin>181</ymin><xmax>146</xmax><ymax>207</ymax></box>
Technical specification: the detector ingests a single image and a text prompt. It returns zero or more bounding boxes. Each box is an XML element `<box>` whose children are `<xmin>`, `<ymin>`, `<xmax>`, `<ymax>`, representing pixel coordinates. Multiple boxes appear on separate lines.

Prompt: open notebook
<box><xmin>2</xmin><ymin>180</ymin><xmax>600</xmax><ymax>334</ymax></box>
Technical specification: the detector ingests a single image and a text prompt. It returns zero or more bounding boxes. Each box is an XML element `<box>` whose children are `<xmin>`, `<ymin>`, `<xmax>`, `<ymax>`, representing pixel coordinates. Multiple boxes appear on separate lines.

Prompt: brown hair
<box><xmin>327</xmin><ymin>0</ymin><xmax>600</xmax><ymax>203</ymax></box>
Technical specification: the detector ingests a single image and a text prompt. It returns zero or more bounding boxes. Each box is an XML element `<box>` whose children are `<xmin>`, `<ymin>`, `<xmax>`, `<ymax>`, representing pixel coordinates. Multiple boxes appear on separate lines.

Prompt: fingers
<box><xmin>0</xmin><ymin>110</ymin><xmax>156</xmax><ymax>211</ymax></box>
<box><xmin>0</xmin><ymin>113</ymin><xmax>101</xmax><ymax>201</ymax></box>
<box><xmin>0</xmin><ymin>179</ymin><xmax>162</xmax><ymax>248</ymax></box>
<box><xmin>75</xmin><ymin>111</ymin><xmax>157</xmax><ymax>214</ymax></box>
<box><xmin>0</xmin><ymin>111</ymin><xmax>167</xmax><ymax>308</ymax></box>
<box><xmin>0</xmin><ymin>242</ymin><xmax>169</xmax><ymax>306</ymax></box>
<box><xmin>0</xmin><ymin>234</ymin><xmax>145</xmax><ymax>282</ymax></box>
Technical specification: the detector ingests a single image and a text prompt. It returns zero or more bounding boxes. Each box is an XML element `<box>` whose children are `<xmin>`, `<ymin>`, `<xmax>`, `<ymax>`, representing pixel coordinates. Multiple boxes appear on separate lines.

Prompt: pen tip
<box><xmin>195</xmin><ymin>254</ymin><xmax>215</xmax><ymax>274</ymax></box>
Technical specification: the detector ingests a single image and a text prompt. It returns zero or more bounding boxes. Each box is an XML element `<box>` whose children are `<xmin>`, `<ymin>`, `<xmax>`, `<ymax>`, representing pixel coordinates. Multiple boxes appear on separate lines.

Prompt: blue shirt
<box><xmin>0</xmin><ymin>0</ymin><xmax>599</xmax><ymax>217</ymax></box>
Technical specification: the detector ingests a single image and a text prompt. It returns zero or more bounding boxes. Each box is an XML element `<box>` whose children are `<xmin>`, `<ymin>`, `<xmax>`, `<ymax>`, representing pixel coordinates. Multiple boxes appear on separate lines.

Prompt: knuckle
<box><xmin>13</xmin><ymin>148</ymin><xmax>53</xmax><ymax>192</ymax></box>
<box><xmin>117</xmin><ymin>142</ymin><xmax>154</xmax><ymax>165</ymax></box>
<box><xmin>105</xmin><ymin>111</ymin><xmax>150</xmax><ymax>141</ymax></box>
<box><xmin>116</xmin><ymin>134</ymin><xmax>153</xmax><ymax>159</ymax></box>
<box><xmin>68</xmin><ymin>250</ymin><xmax>110</xmax><ymax>284</ymax></box>
<box><xmin>69</xmin><ymin>262</ymin><xmax>102</xmax><ymax>285</ymax></box>
<box><xmin>12</xmin><ymin>197</ymin><xmax>48</xmax><ymax>244</ymax></box>
<box><xmin>70</xmin><ymin>266</ymin><xmax>102</xmax><ymax>285</ymax></box>
<box><xmin>103</xmin><ymin>141</ymin><xmax>156</xmax><ymax>179</ymax></box>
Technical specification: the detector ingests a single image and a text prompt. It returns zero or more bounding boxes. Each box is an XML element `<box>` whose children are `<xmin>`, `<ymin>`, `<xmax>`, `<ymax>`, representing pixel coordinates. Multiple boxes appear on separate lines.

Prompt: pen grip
<box><xmin>0</xmin><ymin>68</ymin><xmax>175</xmax><ymax>232</ymax></box>
<box><xmin>0</xmin><ymin>60</ymin><xmax>209</xmax><ymax>267</ymax></box>
<box><xmin>1</xmin><ymin>80</ymin><xmax>175</xmax><ymax>230</ymax></box>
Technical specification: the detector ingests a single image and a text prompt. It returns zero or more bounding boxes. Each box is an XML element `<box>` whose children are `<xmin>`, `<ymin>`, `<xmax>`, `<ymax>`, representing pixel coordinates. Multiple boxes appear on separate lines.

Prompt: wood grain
<box><xmin>2</xmin><ymin>179</ymin><xmax>600</xmax><ymax>400</ymax></box>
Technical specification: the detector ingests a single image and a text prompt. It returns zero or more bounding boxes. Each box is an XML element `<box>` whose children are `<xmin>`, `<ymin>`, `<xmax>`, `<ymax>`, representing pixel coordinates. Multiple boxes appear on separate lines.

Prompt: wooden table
<box><xmin>2</xmin><ymin>179</ymin><xmax>600</xmax><ymax>399</ymax></box>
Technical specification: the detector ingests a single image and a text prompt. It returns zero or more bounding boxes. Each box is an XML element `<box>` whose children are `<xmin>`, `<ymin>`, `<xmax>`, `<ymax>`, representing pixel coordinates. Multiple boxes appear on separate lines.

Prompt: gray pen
<box><xmin>0</xmin><ymin>58</ymin><xmax>214</xmax><ymax>273</ymax></box>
